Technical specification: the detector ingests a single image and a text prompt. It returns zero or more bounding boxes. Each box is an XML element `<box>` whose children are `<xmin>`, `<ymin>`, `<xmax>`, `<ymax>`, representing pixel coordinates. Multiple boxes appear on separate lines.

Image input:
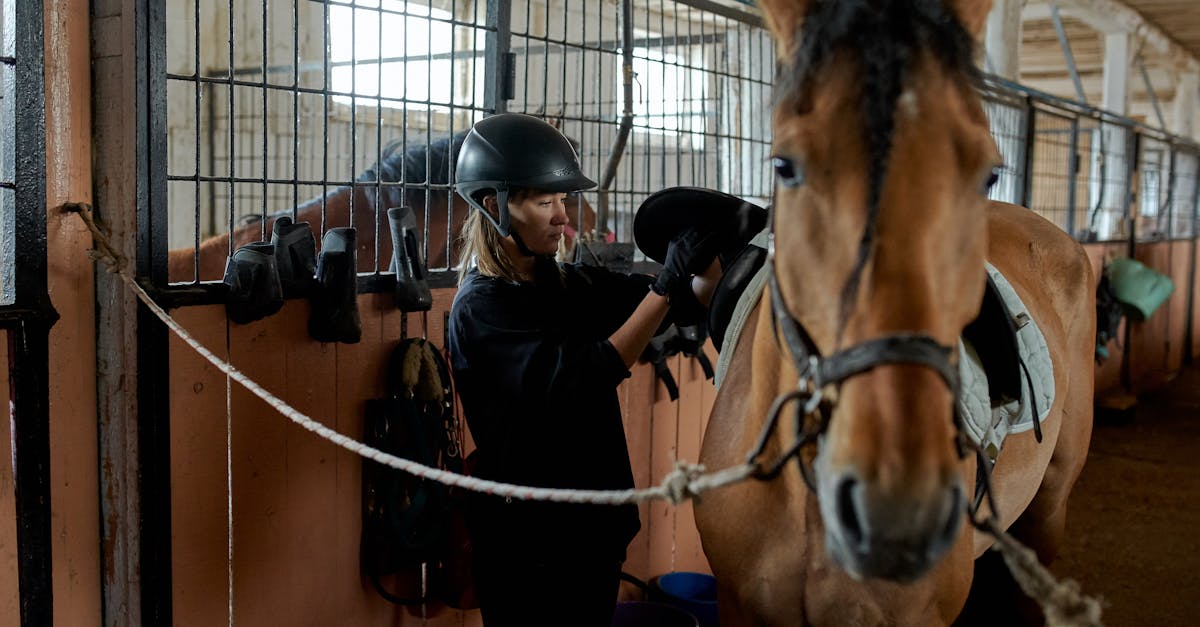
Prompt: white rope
<box><xmin>68</xmin><ymin>203</ymin><xmax>1102</xmax><ymax>625</ymax></box>
<box><xmin>67</xmin><ymin>203</ymin><xmax>757</xmax><ymax>507</ymax></box>
<box><xmin>980</xmin><ymin>518</ymin><xmax>1105</xmax><ymax>627</ymax></box>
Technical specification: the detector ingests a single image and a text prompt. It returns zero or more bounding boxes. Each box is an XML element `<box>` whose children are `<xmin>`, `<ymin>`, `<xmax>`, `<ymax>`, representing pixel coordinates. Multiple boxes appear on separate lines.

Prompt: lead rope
<box><xmin>964</xmin><ymin>436</ymin><xmax>1104</xmax><ymax>627</ymax></box>
<box><xmin>63</xmin><ymin>202</ymin><xmax>756</xmax><ymax>506</ymax></box>
<box><xmin>66</xmin><ymin>202</ymin><xmax>1100</xmax><ymax>624</ymax></box>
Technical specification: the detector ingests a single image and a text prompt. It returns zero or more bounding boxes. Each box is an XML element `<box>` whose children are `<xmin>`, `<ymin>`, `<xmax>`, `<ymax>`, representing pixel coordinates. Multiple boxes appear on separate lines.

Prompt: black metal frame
<box><xmin>0</xmin><ymin>1</ymin><xmax>57</xmax><ymax>625</ymax></box>
<box><xmin>138</xmin><ymin>0</ymin><xmax>174</xmax><ymax>623</ymax></box>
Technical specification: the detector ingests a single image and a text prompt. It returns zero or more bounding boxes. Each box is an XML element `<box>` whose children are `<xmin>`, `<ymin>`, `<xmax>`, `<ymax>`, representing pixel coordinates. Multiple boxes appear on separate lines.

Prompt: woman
<box><xmin>447</xmin><ymin>113</ymin><xmax>720</xmax><ymax>626</ymax></box>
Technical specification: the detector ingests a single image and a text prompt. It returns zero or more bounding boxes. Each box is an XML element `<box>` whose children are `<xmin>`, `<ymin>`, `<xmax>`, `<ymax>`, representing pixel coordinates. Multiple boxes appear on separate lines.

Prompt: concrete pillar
<box><xmin>1087</xmin><ymin>30</ymin><xmax>1133</xmax><ymax>238</ymax></box>
<box><xmin>1103</xmin><ymin>30</ymin><xmax>1131</xmax><ymax>114</ymax></box>
<box><xmin>984</xmin><ymin>0</ymin><xmax>1022</xmax><ymax>79</ymax></box>
<box><xmin>1172</xmin><ymin>71</ymin><xmax>1198</xmax><ymax>141</ymax></box>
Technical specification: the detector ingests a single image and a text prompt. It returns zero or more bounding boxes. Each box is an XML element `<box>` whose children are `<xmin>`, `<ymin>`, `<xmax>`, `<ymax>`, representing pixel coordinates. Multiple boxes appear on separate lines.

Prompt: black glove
<box><xmin>651</xmin><ymin>226</ymin><xmax>723</xmax><ymax>296</ymax></box>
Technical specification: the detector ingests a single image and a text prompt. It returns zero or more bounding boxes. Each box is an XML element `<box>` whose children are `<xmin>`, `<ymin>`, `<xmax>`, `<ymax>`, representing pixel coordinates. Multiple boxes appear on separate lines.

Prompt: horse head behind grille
<box><xmin>167</xmin><ymin>131</ymin><xmax>597</xmax><ymax>283</ymax></box>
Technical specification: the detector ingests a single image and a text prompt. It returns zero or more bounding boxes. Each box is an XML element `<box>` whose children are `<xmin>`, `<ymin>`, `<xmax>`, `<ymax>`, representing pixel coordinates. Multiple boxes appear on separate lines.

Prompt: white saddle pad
<box><xmin>715</xmin><ymin>258</ymin><xmax>1055</xmax><ymax>462</ymax></box>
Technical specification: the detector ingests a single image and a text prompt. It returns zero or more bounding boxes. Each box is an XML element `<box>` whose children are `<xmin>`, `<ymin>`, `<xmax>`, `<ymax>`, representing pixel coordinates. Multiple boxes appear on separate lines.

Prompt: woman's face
<box><xmin>507</xmin><ymin>190</ymin><xmax>570</xmax><ymax>256</ymax></box>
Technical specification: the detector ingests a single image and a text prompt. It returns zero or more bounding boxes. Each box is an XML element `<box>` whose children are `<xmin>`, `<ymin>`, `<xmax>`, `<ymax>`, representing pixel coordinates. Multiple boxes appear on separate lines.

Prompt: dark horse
<box><xmin>168</xmin><ymin>131</ymin><xmax>597</xmax><ymax>282</ymax></box>
<box><xmin>695</xmin><ymin>0</ymin><xmax>1095</xmax><ymax>624</ymax></box>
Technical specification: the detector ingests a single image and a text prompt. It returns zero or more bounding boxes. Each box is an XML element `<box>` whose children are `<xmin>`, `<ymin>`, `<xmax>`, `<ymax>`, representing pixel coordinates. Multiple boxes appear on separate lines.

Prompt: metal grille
<box><xmin>982</xmin><ymin>88</ymin><xmax>1027</xmax><ymax>206</ymax></box>
<box><xmin>1</xmin><ymin>0</ymin><xmax>16</xmax><ymax>303</ymax></box>
<box><xmin>1027</xmin><ymin>107</ymin><xmax>1078</xmax><ymax>234</ymax></box>
<box><xmin>1082</xmin><ymin>121</ymin><xmax>1134</xmax><ymax>242</ymax></box>
<box><xmin>508</xmin><ymin>0</ymin><xmax>773</xmax><ymax>243</ymax></box>
<box><xmin>164</xmin><ymin>0</ymin><xmax>772</xmax><ymax>284</ymax></box>
<box><xmin>166</xmin><ymin>0</ymin><xmax>492</xmax><ymax>280</ymax></box>
<box><xmin>1171</xmin><ymin>148</ymin><xmax>1200</xmax><ymax>239</ymax></box>
<box><xmin>1137</xmin><ymin>135</ymin><xmax>1172</xmax><ymax>240</ymax></box>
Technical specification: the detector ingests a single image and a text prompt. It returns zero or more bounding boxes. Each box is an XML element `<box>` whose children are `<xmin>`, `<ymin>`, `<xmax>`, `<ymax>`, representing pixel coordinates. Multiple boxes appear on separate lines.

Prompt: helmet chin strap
<box><xmin>489</xmin><ymin>189</ymin><xmax>549</xmax><ymax>260</ymax></box>
<box><xmin>509</xmin><ymin>229</ymin><xmax>539</xmax><ymax>258</ymax></box>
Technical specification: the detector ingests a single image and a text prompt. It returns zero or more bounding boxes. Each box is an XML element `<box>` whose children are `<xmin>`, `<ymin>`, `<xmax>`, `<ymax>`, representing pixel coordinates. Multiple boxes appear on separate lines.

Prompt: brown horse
<box><xmin>167</xmin><ymin>132</ymin><xmax>597</xmax><ymax>283</ymax></box>
<box><xmin>695</xmin><ymin>0</ymin><xmax>1095</xmax><ymax>624</ymax></box>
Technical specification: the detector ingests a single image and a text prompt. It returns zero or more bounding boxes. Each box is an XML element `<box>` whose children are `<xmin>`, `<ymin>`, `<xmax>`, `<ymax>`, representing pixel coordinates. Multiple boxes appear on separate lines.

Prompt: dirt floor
<box><xmin>1052</xmin><ymin>367</ymin><xmax>1200</xmax><ymax>626</ymax></box>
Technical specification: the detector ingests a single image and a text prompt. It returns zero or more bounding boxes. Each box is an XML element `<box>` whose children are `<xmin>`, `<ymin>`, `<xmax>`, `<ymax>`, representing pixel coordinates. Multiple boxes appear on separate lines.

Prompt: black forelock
<box><xmin>776</xmin><ymin>0</ymin><xmax>978</xmax><ymax>342</ymax></box>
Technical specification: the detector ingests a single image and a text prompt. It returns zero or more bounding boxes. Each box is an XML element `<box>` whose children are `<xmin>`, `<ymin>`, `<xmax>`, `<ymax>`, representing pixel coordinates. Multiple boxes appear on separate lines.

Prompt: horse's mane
<box><xmin>358</xmin><ymin>131</ymin><xmax>470</xmax><ymax>187</ymax></box>
<box><xmin>778</xmin><ymin>0</ymin><xmax>978</xmax><ymax>339</ymax></box>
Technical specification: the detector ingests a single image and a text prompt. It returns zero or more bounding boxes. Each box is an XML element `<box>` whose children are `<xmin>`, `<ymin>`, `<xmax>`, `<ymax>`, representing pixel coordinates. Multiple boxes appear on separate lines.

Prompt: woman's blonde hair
<box><xmin>456</xmin><ymin>189</ymin><xmax>569</xmax><ymax>285</ymax></box>
<box><xmin>457</xmin><ymin>206</ymin><xmax>523</xmax><ymax>284</ymax></box>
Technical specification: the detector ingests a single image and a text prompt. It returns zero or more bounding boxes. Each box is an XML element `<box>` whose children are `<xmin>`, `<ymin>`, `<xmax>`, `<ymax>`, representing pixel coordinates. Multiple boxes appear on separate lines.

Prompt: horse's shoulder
<box><xmin>985</xmin><ymin>202</ymin><xmax>1093</xmax><ymax>298</ymax></box>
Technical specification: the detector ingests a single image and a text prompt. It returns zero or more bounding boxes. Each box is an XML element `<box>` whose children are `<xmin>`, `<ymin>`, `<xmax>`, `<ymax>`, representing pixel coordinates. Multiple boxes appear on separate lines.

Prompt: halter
<box><xmin>744</xmin><ymin>216</ymin><xmax>966</xmax><ymax>494</ymax></box>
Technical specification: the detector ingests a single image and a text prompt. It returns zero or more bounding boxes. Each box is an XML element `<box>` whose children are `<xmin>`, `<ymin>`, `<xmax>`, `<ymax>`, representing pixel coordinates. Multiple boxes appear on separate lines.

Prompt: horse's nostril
<box><xmin>835</xmin><ymin>475</ymin><xmax>865</xmax><ymax>549</ymax></box>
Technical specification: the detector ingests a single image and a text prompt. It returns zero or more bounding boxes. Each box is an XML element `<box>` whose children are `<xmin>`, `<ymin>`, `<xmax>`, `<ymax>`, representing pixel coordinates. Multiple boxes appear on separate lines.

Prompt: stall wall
<box><xmin>167</xmin><ymin>287</ymin><xmax>714</xmax><ymax>626</ymax></box>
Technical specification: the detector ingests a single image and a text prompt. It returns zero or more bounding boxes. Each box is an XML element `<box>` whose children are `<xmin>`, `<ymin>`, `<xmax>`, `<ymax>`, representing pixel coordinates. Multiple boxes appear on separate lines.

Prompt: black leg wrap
<box><xmin>222</xmin><ymin>241</ymin><xmax>284</xmax><ymax>324</ymax></box>
<box><xmin>309</xmin><ymin>227</ymin><xmax>362</xmax><ymax>344</ymax></box>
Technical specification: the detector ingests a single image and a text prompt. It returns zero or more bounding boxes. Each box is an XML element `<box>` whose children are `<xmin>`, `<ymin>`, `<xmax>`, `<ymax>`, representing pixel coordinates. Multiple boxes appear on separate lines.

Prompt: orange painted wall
<box><xmin>44</xmin><ymin>0</ymin><xmax>103</xmax><ymax>622</ymax></box>
<box><xmin>1083</xmin><ymin>242</ymin><xmax>1129</xmax><ymax>395</ymax></box>
<box><xmin>166</xmin><ymin>285</ymin><xmax>715</xmax><ymax>625</ymax></box>
<box><xmin>1085</xmin><ymin>239</ymin><xmax>1196</xmax><ymax>397</ymax></box>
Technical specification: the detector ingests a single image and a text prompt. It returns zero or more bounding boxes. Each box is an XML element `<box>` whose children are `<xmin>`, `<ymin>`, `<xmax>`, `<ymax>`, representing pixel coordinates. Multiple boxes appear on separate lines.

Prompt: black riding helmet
<box><xmin>455</xmin><ymin>113</ymin><xmax>597</xmax><ymax>237</ymax></box>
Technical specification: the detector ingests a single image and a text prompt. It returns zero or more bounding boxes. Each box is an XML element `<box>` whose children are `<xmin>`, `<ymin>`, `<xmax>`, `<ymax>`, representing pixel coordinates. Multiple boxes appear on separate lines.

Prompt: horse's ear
<box><xmin>756</xmin><ymin>0</ymin><xmax>810</xmax><ymax>61</ymax></box>
<box><xmin>944</xmin><ymin>0</ymin><xmax>993</xmax><ymax>40</ymax></box>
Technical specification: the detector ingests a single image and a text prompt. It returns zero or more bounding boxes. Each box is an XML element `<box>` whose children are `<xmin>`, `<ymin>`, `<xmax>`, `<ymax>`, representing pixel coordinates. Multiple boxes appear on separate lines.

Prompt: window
<box><xmin>328</xmin><ymin>0</ymin><xmax>482</xmax><ymax>109</ymax></box>
<box><xmin>627</xmin><ymin>46</ymin><xmax>708</xmax><ymax>145</ymax></box>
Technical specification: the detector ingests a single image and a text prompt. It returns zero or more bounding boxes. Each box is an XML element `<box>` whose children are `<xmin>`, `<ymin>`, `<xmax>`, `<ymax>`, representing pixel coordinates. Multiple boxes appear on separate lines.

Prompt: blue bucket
<box><xmin>652</xmin><ymin>572</ymin><xmax>719</xmax><ymax>627</ymax></box>
<box><xmin>611</xmin><ymin>601</ymin><xmax>699</xmax><ymax>627</ymax></box>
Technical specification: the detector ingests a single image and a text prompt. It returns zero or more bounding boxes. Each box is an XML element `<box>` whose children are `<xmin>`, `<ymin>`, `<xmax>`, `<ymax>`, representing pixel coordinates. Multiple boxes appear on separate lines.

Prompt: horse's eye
<box><xmin>982</xmin><ymin>166</ymin><xmax>1001</xmax><ymax>195</ymax></box>
<box><xmin>772</xmin><ymin>156</ymin><xmax>806</xmax><ymax>188</ymax></box>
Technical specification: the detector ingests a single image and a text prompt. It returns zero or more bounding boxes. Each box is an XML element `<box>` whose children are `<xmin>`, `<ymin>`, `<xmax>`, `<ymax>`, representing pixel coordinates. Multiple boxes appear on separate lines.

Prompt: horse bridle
<box><xmin>744</xmin><ymin>253</ymin><xmax>1006</xmax><ymax>526</ymax></box>
<box><xmin>743</xmin><ymin>265</ymin><xmax>961</xmax><ymax>482</ymax></box>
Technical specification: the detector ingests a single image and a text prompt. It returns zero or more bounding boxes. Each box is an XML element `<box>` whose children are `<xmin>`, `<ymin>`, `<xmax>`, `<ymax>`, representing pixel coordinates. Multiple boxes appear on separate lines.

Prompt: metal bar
<box><xmin>1067</xmin><ymin>116</ymin><xmax>1079</xmax><ymax>235</ymax></box>
<box><xmin>595</xmin><ymin>0</ymin><xmax>635</xmax><ymax>235</ymax></box>
<box><xmin>1020</xmin><ymin>96</ymin><xmax>1037</xmax><ymax>209</ymax></box>
<box><xmin>1049</xmin><ymin>3</ymin><xmax>1088</xmax><ymax>104</ymax></box>
<box><xmin>261</xmin><ymin>0</ymin><xmax>269</xmax><ymax>233</ymax></box>
<box><xmin>1186</xmin><ymin>163</ymin><xmax>1200</xmax><ymax>364</ymax></box>
<box><xmin>1135</xmin><ymin>55</ymin><xmax>1168</xmax><ymax>131</ymax></box>
<box><xmin>484</xmin><ymin>0</ymin><xmax>512</xmax><ymax>113</ymax></box>
<box><xmin>8</xmin><ymin>322</ymin><xmax>53</xmax><ymax>627</ymax></box>
<box><xmin>292</xmin><ymin>0</ymin><xmax>299</xmax><ymax>220</ymax></box>
<box><xmin>192</xmin><ymin>0</ymin><xmax>201</xmax><ymax>283</ymax></box>
<box><xmin>672</xmin><ymin>0</ymin><xmax>761</xmax><ymax>28</ymax></box>
<box><xmin>140</xmin><ymin>0</ymin><xmax>173</xmax><ymax>623</ymax></box>
<box><xmin>6</xmin><ymin>2</ymin><xmax>56</xmax><ymax>626</ymax></box>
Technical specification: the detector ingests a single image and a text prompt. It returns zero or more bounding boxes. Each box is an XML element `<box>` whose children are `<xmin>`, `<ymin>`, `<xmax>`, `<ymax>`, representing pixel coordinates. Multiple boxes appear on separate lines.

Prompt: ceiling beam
<box><xmin>1023</xmin><ymin>0</ymin><xmax>1199</xmax><ymax>71</ymax></box>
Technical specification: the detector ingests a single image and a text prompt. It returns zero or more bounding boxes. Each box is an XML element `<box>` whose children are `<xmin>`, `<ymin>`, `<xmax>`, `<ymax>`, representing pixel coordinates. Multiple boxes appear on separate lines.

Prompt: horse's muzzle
<box><xmin>818</xmin><ymin>468</ymin><xmax>965</xmax><ymax>582</ymax></box>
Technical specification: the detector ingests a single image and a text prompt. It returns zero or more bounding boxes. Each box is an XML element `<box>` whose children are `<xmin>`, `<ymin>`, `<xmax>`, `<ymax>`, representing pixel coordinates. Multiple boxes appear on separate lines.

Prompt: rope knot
<box><xmin>661</xmin><ymin>461</ymin><xmax>707</xmax><ymax>505</ymax></box>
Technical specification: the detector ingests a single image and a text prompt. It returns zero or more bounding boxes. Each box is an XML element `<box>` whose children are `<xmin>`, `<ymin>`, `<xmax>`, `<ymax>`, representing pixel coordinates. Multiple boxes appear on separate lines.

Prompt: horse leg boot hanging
<box><xmin>388</xmin><ymin>206</ymin><xmax>433</xmax><ymax>312</ymax></box>
<box><xmin>272</xmin><ymin>215</ymin><xmax>317</xmax><ymax>297</ymax></box>
<box><xmin>309</xmin><ymin>227</ymin><xmax>362</xmax><ymax>343</ymax></box>
<box><xmin>360</xmin><ymin>338</ymin><xmax>463</xmax><ymax>605</ymax></box>
<box><xmin>222</xmin><ymin>241</ymin><xmax>285</xmax><ymax>324</ymax></box>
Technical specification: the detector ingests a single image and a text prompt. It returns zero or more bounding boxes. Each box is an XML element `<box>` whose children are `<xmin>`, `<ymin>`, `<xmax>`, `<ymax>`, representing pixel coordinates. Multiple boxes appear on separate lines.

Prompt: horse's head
<box><xmin>760</xmin><ymin>0</ymin><xmax>1001</xmax><ymax>581</ymax></box>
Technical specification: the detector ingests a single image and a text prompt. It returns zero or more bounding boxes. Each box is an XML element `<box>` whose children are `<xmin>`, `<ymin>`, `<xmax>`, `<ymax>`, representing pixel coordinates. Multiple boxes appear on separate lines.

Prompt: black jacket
<box><xmin>447</xmin><ymin>261</ymin><xmax>650</xmax><ymax>560</ymax></box>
